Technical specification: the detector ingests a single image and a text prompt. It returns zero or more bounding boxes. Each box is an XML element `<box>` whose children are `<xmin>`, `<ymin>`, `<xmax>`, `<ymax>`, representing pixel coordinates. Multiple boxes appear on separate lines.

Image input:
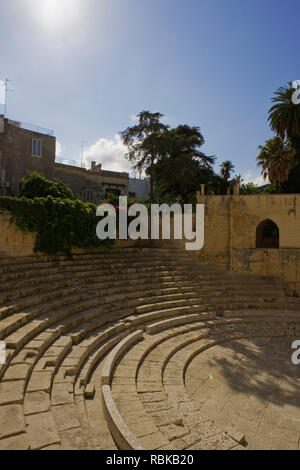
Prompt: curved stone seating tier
<box><xmin>0</xmin><ymin>247</ymin><xmax>299</xmax><ymax>450</ymax></box>
<box><xmin>107</xmin><ymin>318</ymin><xmax>300</xmax><ymax>450</ymax></box>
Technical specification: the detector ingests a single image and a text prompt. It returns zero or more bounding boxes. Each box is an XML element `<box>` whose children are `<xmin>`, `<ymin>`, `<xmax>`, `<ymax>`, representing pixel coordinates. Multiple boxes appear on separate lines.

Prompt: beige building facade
<box><xmin>0</xmin><ymin>115</ymin><xmax>129</xmax><ymax>203</ymax></box>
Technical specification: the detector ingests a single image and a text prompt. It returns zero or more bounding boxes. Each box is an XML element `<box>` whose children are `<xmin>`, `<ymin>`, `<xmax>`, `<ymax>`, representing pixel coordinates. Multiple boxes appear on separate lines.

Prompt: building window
<box><xmin>85</xmin><ymin>190</ymin><xmax>93</xmax><ymax>202</ymax></box>
<box><xmin>105</xmin><ymin>188</ymin><xmax>121</xmax><ymax>197</ymax></box>
<box><xmin>32</xmin><ymin>139</ymin><xmax>42</xmax><ymax>157</ymax></box>
<box><xmin>256</xmin><ymin>219</ymin><xmax>279</xmax><ymax>248</ymax></box>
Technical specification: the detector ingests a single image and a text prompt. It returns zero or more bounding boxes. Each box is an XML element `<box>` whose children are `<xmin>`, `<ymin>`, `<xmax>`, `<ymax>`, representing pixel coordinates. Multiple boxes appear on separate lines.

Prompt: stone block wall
<box><xmin>197</xmin><ymin>193</ymin><xmax>300</xmax><ymax>293</ymax></box>
<box><xmin>0</xmin><ymin>214</ymin><xmax>36</xmax><ymax>258</ymax></box>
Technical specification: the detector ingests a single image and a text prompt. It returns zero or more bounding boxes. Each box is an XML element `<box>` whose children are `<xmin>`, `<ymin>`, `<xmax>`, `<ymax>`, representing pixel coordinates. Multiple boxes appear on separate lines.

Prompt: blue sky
<box><xmin>0</xmin><ymin>0</ymin><xmax>299</xmax><ymax>183</ymax></box>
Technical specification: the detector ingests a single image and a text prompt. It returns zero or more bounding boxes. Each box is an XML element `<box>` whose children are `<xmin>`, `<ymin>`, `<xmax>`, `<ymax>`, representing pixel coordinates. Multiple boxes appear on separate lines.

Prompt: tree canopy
<box><xmin>220</xmin><ymin>160</ymin><xmax>235</xmax><ymax>182</ymax></box>
<box><xmin>153</xmin><ymin>125</ymin><xmax>216</xmax><ymax>203</ymax></box>
<box><xmin>268</xmin><ymin>82</ymin><xmax>300</xmax><ymax>143</ymax></box>
<box><xmin>257</xmin><ymin>137</ymin><xmax>295</xmax><ymax>186</ymax></box>
<box><xmin>19</xmin><ymin>173</ymin><xmax>75</xmax><ymax>200</ymax></box>
<box><xmin>120</xmin><ymin>111</ymin><xmax>169</xmax><ymax>201</ymax></box>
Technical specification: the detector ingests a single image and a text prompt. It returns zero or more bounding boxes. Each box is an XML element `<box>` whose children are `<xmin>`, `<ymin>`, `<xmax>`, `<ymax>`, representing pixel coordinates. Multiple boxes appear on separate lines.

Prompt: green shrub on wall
<box><xmin>19</xmin><ymin>173</ymin><xmax>75</xmax><ymax>200</ymax></box>
<box><xmin>0</xmin><ymin>196</ymin><xmax>112</xmax><ymax>256</ymax></box>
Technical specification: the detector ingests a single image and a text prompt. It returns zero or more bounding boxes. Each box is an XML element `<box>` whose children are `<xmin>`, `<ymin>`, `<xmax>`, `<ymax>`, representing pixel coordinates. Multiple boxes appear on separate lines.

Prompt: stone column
<box><xmin>233</xmin><ymin>182</ymin><xmax>240</xmax><ymax>195</ymax></box>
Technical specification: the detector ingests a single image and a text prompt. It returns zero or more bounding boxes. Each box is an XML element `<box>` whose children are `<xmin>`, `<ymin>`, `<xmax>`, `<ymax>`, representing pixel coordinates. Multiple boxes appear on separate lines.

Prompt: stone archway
<box><xmin>256</xmin><ymin>219</ymin><xmax>279</xmax><ymax>248</ymax></box>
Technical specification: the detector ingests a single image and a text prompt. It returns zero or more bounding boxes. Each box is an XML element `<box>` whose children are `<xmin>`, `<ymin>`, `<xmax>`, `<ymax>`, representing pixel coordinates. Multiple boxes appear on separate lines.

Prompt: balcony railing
<box><xmin>55</xmin><ymin>157</ymin><xmax>86</xmax><ymax>168</ymax></box>
<box><xmin>20</xmin><ymin>121</ymin><xmax>54</xmax><ymax>136</ymax></box>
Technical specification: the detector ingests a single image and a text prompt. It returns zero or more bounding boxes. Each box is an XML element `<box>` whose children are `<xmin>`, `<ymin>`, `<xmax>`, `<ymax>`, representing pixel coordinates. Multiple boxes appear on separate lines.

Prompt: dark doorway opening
<box><xmin>256</xmin><ymin>219</ymin><xmax>279</xmax><ymax>248</ymax></box>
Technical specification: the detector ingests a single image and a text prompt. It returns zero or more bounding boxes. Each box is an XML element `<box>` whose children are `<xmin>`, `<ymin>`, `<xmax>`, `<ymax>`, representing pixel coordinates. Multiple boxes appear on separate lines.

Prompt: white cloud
<box><xmin>242</xmin><ymin>171</ymin><xmax>269</xmax><ymax>186</ymax></box>
<box><xmin>130</xmin><ymin>114</ymin><xmax>138</xmax><ymax>123</ymax></box>
<box><xmin>129</xmin><ymin>113</ymin><xmax>170</xmax><ymax>125</ymax></box>
<box><xmin>83</xmin><ymin>134</ymin><xmax>132</xmax><ymax>173</ymax></box>
<box><xmin>56</xmin><ymin>141</ymin><xmax>62</xmax><ymax>157</ymax></box>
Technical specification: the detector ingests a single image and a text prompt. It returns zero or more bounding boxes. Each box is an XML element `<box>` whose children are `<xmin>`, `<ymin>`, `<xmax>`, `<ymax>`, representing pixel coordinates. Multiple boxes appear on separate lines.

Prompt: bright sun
<box><xmin>32</xmin><ymin>0</ymin><xmax>82</xmax><ymax>32</ymax></box>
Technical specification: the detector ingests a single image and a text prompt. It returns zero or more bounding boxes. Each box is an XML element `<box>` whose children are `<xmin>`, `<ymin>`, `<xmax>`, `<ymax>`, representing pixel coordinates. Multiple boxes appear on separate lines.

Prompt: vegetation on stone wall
<box><xmin>239</xmin><ymin>182</ymin><xmax>260</xmax><ymax>194</ymax></box>
<box><xmin>0</xmin><ymin>195</ymin><xmax>112</xmax><ymax>256</ymax></box>
<box><xmin>19</xmin><ymin>173</ymin><xmax>75</xmax><ymax>200</ymax></box>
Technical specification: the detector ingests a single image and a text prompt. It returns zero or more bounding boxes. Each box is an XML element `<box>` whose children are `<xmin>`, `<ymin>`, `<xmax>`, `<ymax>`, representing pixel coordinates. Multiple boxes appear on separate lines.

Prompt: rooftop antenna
<box><xmin>80</xmin><ymin>140</ymin><xmax>87</xmax><ymax>168</ymax></box>
<box><xmin>0</xmin><ymin>79</ymin><xmax>14</xmax><ymax>116</ymax></box>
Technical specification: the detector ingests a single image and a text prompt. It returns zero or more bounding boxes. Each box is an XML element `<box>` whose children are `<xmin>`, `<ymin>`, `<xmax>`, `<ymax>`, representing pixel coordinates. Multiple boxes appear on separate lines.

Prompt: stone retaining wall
<box><xmin>0</xmin><ymin>212</ymin><xmax>191</xmax><ymax>258</ymax></box>
<box><xmin>197</xmin><ymin>193</ymin><xmax>300</xmax><ymax>294</ymax></box>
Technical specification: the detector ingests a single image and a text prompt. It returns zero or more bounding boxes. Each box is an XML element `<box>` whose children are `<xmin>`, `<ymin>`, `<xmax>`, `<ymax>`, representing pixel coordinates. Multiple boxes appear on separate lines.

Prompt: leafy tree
<box><xmin>19</xmin><ymin>173</ymin><xmax>74</xmax><ymax>199</ymax></box>
<box><xmin>120</xmin><ymin>111</ymin><xmax>169</xmax><ymax>201</ymax></box>
<box><xmin>257</xmin><ymin>137</ymin><xmax>295</xmax><ymax>189</ymax></box>
<box><xmin>162</xmin><ymin>125</ymin><xmax>215</xmax><ymax>167</ymax></box>
<box><xmin>239</xmin><ymin>182</ymin><xmax>259</xmax><ymax>194</ymax></box>
<box><xmin>262</xmin><ymin>183</ymin><xmax>279</xmax><ymax>194</ymax></box>
<box><xmin>220</xmin><ymin>160</ymin><xmax>235</xmax><ymax>182</ymax></box>
<box><xmin>153</xmin><ymin>125</ymin><xmax>215</xmax><ymax>203</ymax></box>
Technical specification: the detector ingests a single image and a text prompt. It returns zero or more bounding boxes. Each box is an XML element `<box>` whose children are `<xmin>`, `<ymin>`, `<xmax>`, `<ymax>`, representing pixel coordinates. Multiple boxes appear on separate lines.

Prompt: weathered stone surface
<box><xmin>1</xmin><ymin>247</ymin><xmax>300</xmax><ymax>452</ymax></box>
<box><xmin>24</xmin><ymin>391</ymin><xmax>51</xmax><ymax>415</ymax></box>
<box><xmin>0</xmin><ymin>433</ymin><xmax>30</xmax><ymax>450</ymax></box>
<box><xmin>139</xmin><ymin>392</ymin><xmax>168</xmax><ymax>403</ymax></box>
<box><xmin>25</xmin><ymin>412</ymin><xmax>61</xmax><ymax>450</ymax></box>
<box><xmin>188</xmin><ymin>432</ymin><xmax>236</xmax><ymax>450</ymax></box>
<box><xmin>0</xmin><ymin>404</ymin><xmax>25</xmax><ymax>439</ymax></box>
<box><xmin>2</xmin><ymin>364</ymin><xmax>31</xmax><ymax>382</ymax></box>
<box><xmin>159</xmin><ymin>424</ymin><xmax>189</xmax><ymax>441</ymax></box>
<box><xmin>51</xmin><ymin>383</ymin><xmax>74</xmax><ymax>405</ymax></box>
<box><xmin>59</xmin><ymin>427</ymin><xmax>89</xmax><ymax>450</ymax></box>
<box><xmin>84</xmin><ymin>384</ymin><xmax>95</xmax><ymax>399</ymax></box>
<box><xmin>143</xmin><ymin>401</ymin><xmax>171</xmax><ymax>413</ymax></box>
<box><xmin>139</xmin><ymin>431</ymin><xmax>169</xmax><ymax>450</ymax></box>
<box><xmin>27</xmin><ymin>371</ymin><xmax>52</xmax><ymax>393</ymax></box>
<box><xmin>52</xmin><ymin>404</ymin><xmax>81</xmax><ymax>432</ymax></box>
<box><xmin>130</xmin><ymin>420</ymin><xmax>158</xmax><ymax>438</ymax></box>
<box><xmin>0</xmin><ymin>381</ymin><xmax>24</xmax><ymax>405</ymax></box>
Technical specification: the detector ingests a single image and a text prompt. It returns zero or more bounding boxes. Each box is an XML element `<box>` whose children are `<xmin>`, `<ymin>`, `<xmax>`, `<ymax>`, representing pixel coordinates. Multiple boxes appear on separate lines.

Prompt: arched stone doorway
<box><xmin>256</xmin><ymin>219</ymin><xmax>279</xmax><ymax>248</ymax></box>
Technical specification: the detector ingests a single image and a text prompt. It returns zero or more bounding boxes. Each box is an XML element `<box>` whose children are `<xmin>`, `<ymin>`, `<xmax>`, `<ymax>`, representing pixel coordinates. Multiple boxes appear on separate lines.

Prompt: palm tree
<box><xmin>120</xmin><ymin>111</ymin><xmax>169</xmax><ymax>201</ymax></box>
<box><xmin>268</xmin><ymin>82</ymin><xmax>300</xmax><ymax>143</ymax></box>
<box><xmin>257</xmin><ymin>137</ymin><xmax>295</xmax><ymax>187</ymax></box>
<box><xmin>220</xmin><ymin>160</ymin><xmax>235</xmax><ymax>182</ymax></box>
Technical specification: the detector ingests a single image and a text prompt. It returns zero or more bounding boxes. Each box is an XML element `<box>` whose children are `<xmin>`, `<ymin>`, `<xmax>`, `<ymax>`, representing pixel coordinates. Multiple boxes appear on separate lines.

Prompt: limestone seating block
<box><xmin>0</xmin><ymin>404</ymin><xmax>26</xmax><ymax>440</ymax></box>
<box><xmin>76</xmin><ymin>332</ymin><xmax>128</xmax><ymax>389</ymax></box>
<box><xmin>25</xmin><ymin>411</ymin><xmax>61</xmax><ymax>450</ymax></box>
<box><xmin>101</xmin><ymin>330</ymin><xmax>144</xmax><ymax>386</ymax></box>
<box><xmin>146</xmin><ymin>313</ymin><xmax>214</xmax><ymax>335</ymax></box>
<box><xmin>0</xmin><ymin>380</ymin><xmax>25</xmax><ymax>405</ymax></box>
<box><xmin>101</xmin><ymin>385</ymin><xmax>144</xmax><ymax>451</ymax></box>
<box><xmin>0</xmin><ymin>433</ymin><xmax>30</xmax><ymax>450</ymax></box>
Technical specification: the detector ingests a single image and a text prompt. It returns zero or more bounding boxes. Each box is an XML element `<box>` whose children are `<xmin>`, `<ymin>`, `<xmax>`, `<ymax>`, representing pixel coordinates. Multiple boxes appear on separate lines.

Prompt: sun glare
<box><xmin>31</xmin><ymin>0</ymin><xmax>82</xmax><ymax>32</ymax></box>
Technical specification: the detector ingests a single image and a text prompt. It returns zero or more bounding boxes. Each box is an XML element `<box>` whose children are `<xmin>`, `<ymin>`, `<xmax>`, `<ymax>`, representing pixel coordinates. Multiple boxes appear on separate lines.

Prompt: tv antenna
<box><xmin>0</xmin><ymin>79</ymin><xmax>14</xmax><ymax>116</ymax></box>
<box><xmin>80</xmin><ymin>140</ymin><xmax>87</xmax><ymax>168</ymax></box>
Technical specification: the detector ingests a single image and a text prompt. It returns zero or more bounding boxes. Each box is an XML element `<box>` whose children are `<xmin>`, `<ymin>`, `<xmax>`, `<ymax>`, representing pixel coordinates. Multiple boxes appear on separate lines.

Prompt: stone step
<box><xmin>0</xmin><ymin>247</ymin><xmax>300</xmax><ymax>450</ymax></box>
<box><xmin>0</xmin><ymin>264</ymin><xmax>281</xmax><ymax>300</ymax></box>
<box><xmin>136</xmin><ymin>298</ymin><xmax>203</xmax><ymax>315</ymax></box>
<box><xmin>0</xmin><ymin>247</ymin><xmax>197</xmax><ymax>270</ymax></box>
<box><xmin>1</xmin><ymin>304</ymin><xmax>298</xmax><ymax>448</ymax></box>
<box><xmin>0</xmin><ymin>271</ymin><xmax>198</xmax><ymax>302</ymax></box>
<box><xmin>0</xmin><ymin>252</ymin><xmax>203</xmax><ymax>278</ymax></box>
<box><xmin>0</xmin><ymin>253</ymin><xmax>275</xmax><ymax>284</ymax></box>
